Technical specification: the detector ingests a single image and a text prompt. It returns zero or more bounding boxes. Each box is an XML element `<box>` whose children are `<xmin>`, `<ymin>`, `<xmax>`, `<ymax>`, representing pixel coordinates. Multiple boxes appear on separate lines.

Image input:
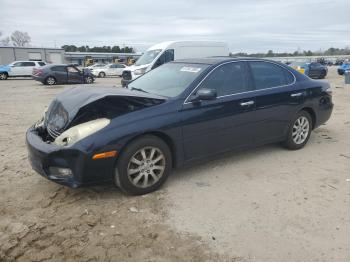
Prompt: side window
<box><xmin>249</xmin><ymin>61</ymin><xmax>293</xmax><ymax>90</ymax></box>
<box><xmin>23</xmin><ymin>62</ymin><xmax>36</xmax><ymax>66</ymax></box>
<box><xmin>52</xmin><ymin>66</ymin><xmax>66</xmax><ymax>72</ymax></box>
<box><xmin>164</xmin><ymin>49</ymin><xmax>174</xmax><ymax>63</ymax></box>
<box><xmin>67</xmin><ymin>66</ymin><xmax>79</xmax><ymax>73</ymax></box>
<box><xmin>117</xmin><ymin>64</ymin><xmax>125</xmax><ymax>68</ymax></box>
<box><xmin>198</xmin><ymin>62</ymin><xmax>248</xmax><ymax>96</ymax></box>
<box><xmin>110</xmin><ymin>64</ymin><xmax>117</xmax><ymax>68</ymax></box>
<box><xmin>13</xmin><ymin>62</ymin><xmax>24</xmax><ymax>67</ymax></box>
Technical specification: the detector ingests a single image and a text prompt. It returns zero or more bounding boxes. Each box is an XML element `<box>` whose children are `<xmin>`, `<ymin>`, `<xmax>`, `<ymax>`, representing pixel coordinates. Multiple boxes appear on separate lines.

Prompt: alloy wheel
<box><xmin>0</xmin><ymin>73</ymin><xmax>7</xmax><ymax>80</ymax></box>
<box><xmin>127</xmin><ymin>147</ymin><xmax>165</xmax><ymax>188</ymax></box>
<box><xmin>46</xmin><ymin>77</ymin><xmax>55</xmax><ymax>85</ymax></box>
<box><xmin>292</xmin><ymin>116</ymin><xmax>310</xmax><ymax>144</ymax></box>
<box><xmin>85</xmin><ymin>76</ymin><xmax>93</xmax><ymax>84</ymax></box>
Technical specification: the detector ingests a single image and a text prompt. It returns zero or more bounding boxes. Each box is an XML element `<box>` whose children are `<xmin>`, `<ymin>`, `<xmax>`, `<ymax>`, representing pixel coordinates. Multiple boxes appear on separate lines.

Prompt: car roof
<box><xmin>173</xmin><ymin>57</ymin><xmax>285</xmax><ymax>66</ymax></box>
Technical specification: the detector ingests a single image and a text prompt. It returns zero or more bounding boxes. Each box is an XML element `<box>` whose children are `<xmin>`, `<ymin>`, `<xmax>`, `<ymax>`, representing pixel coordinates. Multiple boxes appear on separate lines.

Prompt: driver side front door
<box><xmin>67</xmin><ymin>66</ymin><xmax>82</xmax><ymax>84</ymax></box>
<box><xmin>180</xmin><ymin>61</ymin><xmax>256</xmax><ymax>161</ymax></box>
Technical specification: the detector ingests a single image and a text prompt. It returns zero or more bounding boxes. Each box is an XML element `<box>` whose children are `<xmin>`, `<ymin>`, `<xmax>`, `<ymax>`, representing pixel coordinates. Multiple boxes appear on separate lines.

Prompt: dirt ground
<box><xmin>0</xmin><ymin>69</ymin><xmax>349</xmax><ymax>262</ymax></box>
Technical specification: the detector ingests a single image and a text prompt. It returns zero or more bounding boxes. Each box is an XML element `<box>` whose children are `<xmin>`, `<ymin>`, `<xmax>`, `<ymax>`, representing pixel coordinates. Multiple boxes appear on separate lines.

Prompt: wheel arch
<box><xmin>120</xmin><ymin>131</ymin><xmax>177</xmax><ymax>168</ymax></box>
<box><xmin>300</xmin><ymin>107</ymin><xmax>316</xmax><ymax>129</ymax></box>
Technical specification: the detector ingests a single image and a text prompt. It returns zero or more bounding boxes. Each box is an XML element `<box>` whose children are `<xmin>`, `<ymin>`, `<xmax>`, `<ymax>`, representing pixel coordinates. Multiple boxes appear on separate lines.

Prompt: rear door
<box><xmin>22</xmin><ymin>61</ymin><xmax>36</xmax><ymax>75</ymax></box>
<box><xmin>51</xmin><ymin>66</ymin><xmax>68</xmax><ymax>83</ymax></box>
<box><xmin>247</xmin><ymin>61</ymin><xmax>303</xmax><ymax>144</ymax></box>
<box><xmin>181</xmin><ymin>61</ymin><xmax>256</xmax><ymax>161</ymax></box>
<box><xmin>107</xmin><ymin>65</ymin><xmax>117</xmax><ymax>76</ymax></box>
<box><xmin>116</xmin><ymin>64</ymin><xmax>126</xmax><ymax>76</ymax></box>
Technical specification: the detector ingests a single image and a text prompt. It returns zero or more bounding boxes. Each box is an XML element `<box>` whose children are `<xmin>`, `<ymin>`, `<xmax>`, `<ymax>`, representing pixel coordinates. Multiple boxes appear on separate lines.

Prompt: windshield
<box><xmin>135</xmin><ymin>49</ymin><xmax>162</xmax><ymax>66</ymax></box>
<box><xmin>128</xmin><ymin>63</ymin><xmax>209</xmax><ymax>97</ymax></box>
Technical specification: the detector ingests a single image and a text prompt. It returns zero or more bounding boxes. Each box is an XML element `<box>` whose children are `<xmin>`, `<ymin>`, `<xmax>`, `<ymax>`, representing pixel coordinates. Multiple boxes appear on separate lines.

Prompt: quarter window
<box><xmin>249</xmin><ymin>61</ymin><xmax>294</xmax><ymax>90</ymax></box>
<box><xmin>197</xmin><ymin>62</ymin><xmax>248</xmax><ymax>96</ymax></box>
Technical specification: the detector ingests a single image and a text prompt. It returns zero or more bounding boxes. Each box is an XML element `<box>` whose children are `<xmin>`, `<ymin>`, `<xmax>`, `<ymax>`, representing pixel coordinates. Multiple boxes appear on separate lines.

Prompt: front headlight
<box><xmin>54</xmin><ymin>118</ymin><xmax>110</xmax><ymax>147</ymax></box>
<box><xmin>134</xmin><ymin>68</ymin><xmax>147</xmax><ymax>75</ymax></box>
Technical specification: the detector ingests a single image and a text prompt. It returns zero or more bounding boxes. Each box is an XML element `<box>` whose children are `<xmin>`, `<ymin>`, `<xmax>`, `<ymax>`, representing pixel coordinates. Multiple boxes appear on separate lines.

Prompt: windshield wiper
<box><xmin>130</xmin><ymin>87</ymin><xmax>148</xmax><ymax>93</ymax></box>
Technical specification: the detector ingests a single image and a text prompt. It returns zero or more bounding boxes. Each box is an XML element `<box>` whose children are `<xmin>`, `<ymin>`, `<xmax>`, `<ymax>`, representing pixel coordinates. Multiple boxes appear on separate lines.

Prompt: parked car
<box><xmin>26</xmin><ymin>58</ymin><xmax>333</xmax><ymax>195</ymax></box>
<box><xmin>87</xmin><ymin>63</ymin><xmax>106</xmax><ymax>70</ymax></box>
<box><xmin>91</xmin><ymin>64</ymin><xmax>126</xmax><ymax>78</ymax></box>
<box><xmin>32</xmin><ymin>64</ymin><xmax>94</xmax><ymax>85</ymax></box>
<box><xmin>0</xmin><ymin>61</ymin><xmax>46</xmax><ymax>80</ymax></box>
<box><xmin>121</xmin><ymin>41</ymin><xmax>229</xmax><ymax>87</ymax></box>
<box><xmin>288</xmin><ymin>62</ymin><xmax>327</xmax><ymax>79</ymax></box>
<box><xmin>337</xmin><ymin>62</ymin><xmax>350</xmax><ymax>75</ymax></box>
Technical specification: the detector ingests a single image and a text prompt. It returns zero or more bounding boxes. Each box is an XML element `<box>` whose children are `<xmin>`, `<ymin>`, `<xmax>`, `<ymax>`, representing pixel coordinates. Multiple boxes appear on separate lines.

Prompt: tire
<box><xmin>115</xmin><ymin>135</ymin><xmax>172</xmax><ymax>195</ymax></box>
<box><xmin>98</xmin><ymin>72</ymin><xmax>106</xmax><ymax>78</ymax></box>
<box><xmin>45</xmin><ymin>76</ymin><xmax>56</xmax><ymax>85</ymax></box>
<box><xmin>85</xmin><ymin>76</ymin><xmax>93</xmax><ymax>84</ymax></box>
<box><xmin>283</xmin><ymin>110</ymin><xmax>312</xmax><ymax>150</ymax></box>
<box><xmin>0</xmin><ymin>72</ymin><xmax>8</xmax><ymax>80</ymax></box>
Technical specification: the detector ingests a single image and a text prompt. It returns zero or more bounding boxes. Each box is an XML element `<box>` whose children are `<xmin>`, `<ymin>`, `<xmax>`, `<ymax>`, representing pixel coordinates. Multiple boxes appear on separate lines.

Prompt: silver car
<box><xmin>91</xmin><ymin>63</ymin><xmax>127</xmax><ymax>78</ymax></box>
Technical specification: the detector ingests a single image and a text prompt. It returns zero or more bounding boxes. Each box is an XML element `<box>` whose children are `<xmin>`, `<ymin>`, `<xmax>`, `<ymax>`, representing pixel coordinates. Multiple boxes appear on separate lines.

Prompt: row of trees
<box><xmin>0</xmin><ymin>31</ymin><xmax>31</xmax><ymax>47</ymax></box>
<box><xmin>61</xmin><ymin>45</ymin><xmax>134</xmax><ymax>53</ymax></box>
<box><xmin>231</xmin><ymin>47</ymin><xmax>350</xmax><ymax>58</ymax></box>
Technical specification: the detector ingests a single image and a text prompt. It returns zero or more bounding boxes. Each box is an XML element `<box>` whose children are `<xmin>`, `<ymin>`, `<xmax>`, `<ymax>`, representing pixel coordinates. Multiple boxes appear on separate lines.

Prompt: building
<box><xmin>64</xmin><ymin>52</ymin><xmax>142</xmax><ymax>65</ymax></box>
<box><xmin>0</xmin><ymin>46</ymin><xmax>65</xmax><ymax>65</ymax></box>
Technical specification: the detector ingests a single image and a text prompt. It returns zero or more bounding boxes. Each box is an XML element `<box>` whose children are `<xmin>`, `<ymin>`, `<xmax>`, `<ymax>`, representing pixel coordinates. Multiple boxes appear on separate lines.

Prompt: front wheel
<box><xmin>283</xmin><ymin>110</ymin><xmax>312</xmax><ymax>150</ymax></box>
<box><xmin>0</xmin><ymin>72</ymin><xmax>8</xmax><ymax>80</ymax></box>
<box><xmin>85</xmin><ymin>76</ymin><xmax>93</xmax><ymax>84</ymax></box>
<box><xmin>115</xmin><ymin>135</ymin><xmax>172</xmax><ymax>195</ymax></box>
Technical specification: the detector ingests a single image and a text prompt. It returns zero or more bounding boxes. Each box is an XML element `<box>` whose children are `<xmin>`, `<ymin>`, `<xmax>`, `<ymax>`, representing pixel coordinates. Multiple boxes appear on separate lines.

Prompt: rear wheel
<box><xmin>98</xmin><ymin>72</ymin><xmax>106</xmax><ymax>78</ymax></box>
<box><xmin>45</xmin><ymin>76</ymin><xmax>56</xmax><ymax>85</ymax></box>
<box><xmin>115</xmin><ymin>135</ymin><xmax>172</xmax><ymax>195</ymax></box>
<box><xmin>283</xmin><ymin>110</ymin><xmax>312</xmax><ymax>150</ymax></box>
<box><xmin>0</xmin><ymin>72</ymin><xmax>8</xmax><ymax>80</ymax></box>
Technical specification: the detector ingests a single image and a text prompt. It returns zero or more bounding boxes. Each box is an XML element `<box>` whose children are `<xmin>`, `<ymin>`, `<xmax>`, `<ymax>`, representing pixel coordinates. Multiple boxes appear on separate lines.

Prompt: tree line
<box><xmin>61</xmin><ymin>45</ymin><xmax>135</xmax><ymax>53</ymax></box>
<box><xmin>231</xmin><ymin>47</ymin><xmax>350</xmax><ymax>57</ymax></box>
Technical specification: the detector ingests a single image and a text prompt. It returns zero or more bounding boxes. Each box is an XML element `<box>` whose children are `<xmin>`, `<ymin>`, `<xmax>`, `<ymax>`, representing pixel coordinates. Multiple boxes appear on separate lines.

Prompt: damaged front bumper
<box><xmin>26</xmin><ymin>126</ymin><xmax>115</xmax><ymax>187</ymax></box>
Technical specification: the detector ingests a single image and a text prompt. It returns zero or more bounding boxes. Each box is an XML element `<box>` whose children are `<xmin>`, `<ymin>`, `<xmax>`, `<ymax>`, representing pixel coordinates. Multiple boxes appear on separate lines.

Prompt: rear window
<box><xmin>38</xmin><ymin>62</ymin><xmax>46</xmax><ymax>66</ymax></box>
<box><xmin>249</xmin><ymin>61</ymin><xmax>294</xmax><ymax>90</ymax></box>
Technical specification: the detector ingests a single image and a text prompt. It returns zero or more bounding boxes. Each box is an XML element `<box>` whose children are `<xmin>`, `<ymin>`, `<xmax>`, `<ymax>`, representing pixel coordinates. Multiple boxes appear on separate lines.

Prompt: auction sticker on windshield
<box><xmin>180</xmin><ymin>67</ymin><xmax>202</xmax><ymax>73</ymax></box>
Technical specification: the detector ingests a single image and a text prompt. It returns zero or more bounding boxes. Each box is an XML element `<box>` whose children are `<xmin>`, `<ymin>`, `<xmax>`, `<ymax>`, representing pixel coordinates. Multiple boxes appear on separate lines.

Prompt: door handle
<box><xmin>240</xmin><ymin>101</ymin><xmax>255</xmax><ymax>106</ymax></box>
<box><xmin>291</xmin><ymin>92</ymin><xmax>303</xmax><ymax>97</ymax></box>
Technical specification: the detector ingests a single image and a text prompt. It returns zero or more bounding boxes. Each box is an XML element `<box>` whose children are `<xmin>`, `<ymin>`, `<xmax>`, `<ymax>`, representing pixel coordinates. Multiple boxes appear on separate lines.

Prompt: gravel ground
<box><xmin>0</xmin><ymin>68</ymin><xmax>349</xmax><ymax>262</ymax></box>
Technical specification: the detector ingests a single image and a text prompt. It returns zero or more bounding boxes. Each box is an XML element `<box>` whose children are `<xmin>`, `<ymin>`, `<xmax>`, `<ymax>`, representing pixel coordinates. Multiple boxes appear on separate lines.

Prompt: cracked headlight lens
<box><xmin>54</xmin><ymin>118</ymin><xmax>110</xmax><ymax>147</ymax></box>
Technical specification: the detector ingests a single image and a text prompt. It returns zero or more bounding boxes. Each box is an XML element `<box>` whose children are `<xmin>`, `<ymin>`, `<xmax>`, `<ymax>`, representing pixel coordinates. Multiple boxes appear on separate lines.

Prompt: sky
<box><xmin>0</xmin><ymin>0</ymin><xmax>349</xmax><ymax>53</ymax></box>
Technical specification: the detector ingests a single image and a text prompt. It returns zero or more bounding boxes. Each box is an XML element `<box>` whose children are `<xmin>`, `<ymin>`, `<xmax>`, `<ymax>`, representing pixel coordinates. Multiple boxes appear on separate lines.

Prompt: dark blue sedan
<box><xmin>32</xmin><ymin>64</ymin><xmax>94</xmax><ymax>85</ymax></box>
<box><xmin>26</xmin><ymin>58</ymin><xmax>333</xmax><ymax>195</ymax></box>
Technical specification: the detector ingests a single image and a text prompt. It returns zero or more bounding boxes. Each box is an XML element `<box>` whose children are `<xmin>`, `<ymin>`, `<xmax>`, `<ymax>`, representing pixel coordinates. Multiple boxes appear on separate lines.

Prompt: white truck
<box><xmin>121</xmin><ymin>41</ymin><xmax>229</xmax><ymax>87</ymax></box>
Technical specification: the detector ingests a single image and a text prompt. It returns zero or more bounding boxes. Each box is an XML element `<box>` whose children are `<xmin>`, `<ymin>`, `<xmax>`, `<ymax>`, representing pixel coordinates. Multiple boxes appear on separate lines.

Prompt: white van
<box><xmin>121</xmin><ymin>41</ymin><xmax>229</xmax><ymax>86</ymax></box>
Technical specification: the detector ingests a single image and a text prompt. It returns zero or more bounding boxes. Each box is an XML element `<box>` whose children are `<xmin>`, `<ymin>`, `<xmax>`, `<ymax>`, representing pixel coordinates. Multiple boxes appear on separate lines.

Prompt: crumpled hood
<box><xmin>50</xmin><ymin>86</ymin><xmax>166</xmax><ymax>123</ymax></box>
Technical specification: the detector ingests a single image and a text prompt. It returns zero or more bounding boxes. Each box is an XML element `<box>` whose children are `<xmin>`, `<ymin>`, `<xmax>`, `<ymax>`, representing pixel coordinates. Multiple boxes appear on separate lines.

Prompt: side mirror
<box><xmin>189</xmin><ymin>88</ymin><xmax>217</xmax><ymax>102</ymax></box>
